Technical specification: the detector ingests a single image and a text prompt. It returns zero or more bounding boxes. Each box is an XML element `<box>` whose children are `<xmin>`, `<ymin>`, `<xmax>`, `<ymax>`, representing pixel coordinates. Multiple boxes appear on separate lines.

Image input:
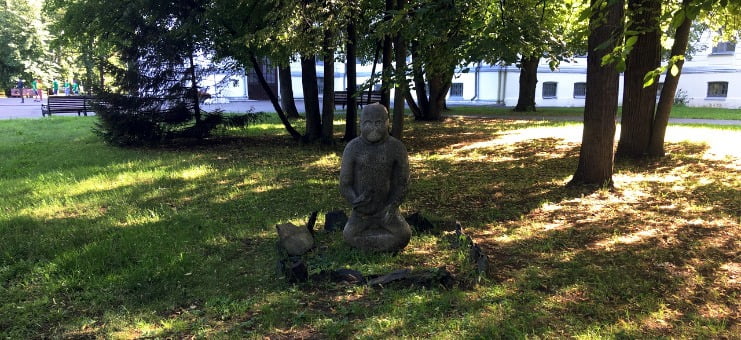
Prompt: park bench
<box><xmin>41</xmin><ymin>96</ymin><xmax>97</xmax><ymax>117</ymax></box>
<box><xmin>334</xmin><ymin>90</ymin><xmax>382</xmax><ymax>109</ymax></box>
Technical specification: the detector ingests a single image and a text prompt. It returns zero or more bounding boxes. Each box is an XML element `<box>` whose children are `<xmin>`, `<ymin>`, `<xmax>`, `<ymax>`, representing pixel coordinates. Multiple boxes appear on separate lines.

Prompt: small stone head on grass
<box><xmin>339</xmin><ymin>103</ymin><xmax>412</xmax><ymax>252</ymax></box>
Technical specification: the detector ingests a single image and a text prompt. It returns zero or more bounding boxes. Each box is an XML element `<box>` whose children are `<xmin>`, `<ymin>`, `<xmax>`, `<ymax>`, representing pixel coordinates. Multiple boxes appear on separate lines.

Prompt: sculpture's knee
<box><xmin>343</xmin><ymin>212</ymin><xmax>411</xmax><ymax>252</ymax></box>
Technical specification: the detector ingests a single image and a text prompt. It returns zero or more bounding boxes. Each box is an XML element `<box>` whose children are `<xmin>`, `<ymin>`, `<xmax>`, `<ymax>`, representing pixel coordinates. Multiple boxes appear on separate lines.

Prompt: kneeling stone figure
<box><xmin>340</xmin><ymin>103</ymin><xmax>412</xmax><ymax>252</ymax></box>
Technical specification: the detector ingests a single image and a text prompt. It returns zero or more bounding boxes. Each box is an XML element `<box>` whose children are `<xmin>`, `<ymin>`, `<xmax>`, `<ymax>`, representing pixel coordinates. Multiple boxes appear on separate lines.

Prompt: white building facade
<box><xmin>209</xmin><ymin>33</ymin><xmax>741</xmax><ymax>110</ymax></box>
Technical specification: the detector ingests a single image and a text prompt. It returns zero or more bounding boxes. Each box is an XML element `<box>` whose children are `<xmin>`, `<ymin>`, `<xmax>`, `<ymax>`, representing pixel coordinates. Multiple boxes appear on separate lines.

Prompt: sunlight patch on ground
<box><xmin>177</xmin><ymin>165</ymin><xmax>214</xmax><ymax>180</ymax></box>
<box><xmin>309</xmin><ymin>153</ymin><xmax>341</xmax><ymax>168</ymax></box>
<box><xmin>451</xmin><ymin>125</ymin><xmax>582</xmax><ymax>152</ymax></box>
<box><xmin>665</xmin><ymin>126</ymin><xmax>741</xmax><ymax>159</ymax></box>
<box><xmin>547</xmin><ymin>284</ymin><xmax>589</xmax><ymax>305</ymax></box>
<box><xmin>643</xmin><ymin>305</ymin><xmax>683</xmax><ymax>333</ymax></box>
<box><xmin>596</xmin><ymin>229</ymin><xmax>659</xmax><ymax>248</ymax></box>
<box><xmin>117</xmin><ymin>211</ymin><xmax>162</xmax><ymax>227</ymax></box>
<box><xmin>448</xmin><ymin>124</ymin><xmax>739</xmax><ymax>164</ymax></box>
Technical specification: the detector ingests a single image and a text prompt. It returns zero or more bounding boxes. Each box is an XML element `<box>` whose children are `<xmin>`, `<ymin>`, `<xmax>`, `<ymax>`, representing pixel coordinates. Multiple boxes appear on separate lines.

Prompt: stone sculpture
<box><xmin>340</xmin><ymin>103</ymin><xmax>412</xmax><ymax>252</ymax></box>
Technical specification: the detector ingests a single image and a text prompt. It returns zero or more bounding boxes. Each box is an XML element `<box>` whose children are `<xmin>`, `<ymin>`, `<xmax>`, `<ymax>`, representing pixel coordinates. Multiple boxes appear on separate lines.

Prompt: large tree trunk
<box><xmin>425</xmin><ymin>72</ymin><xmax>451</xmax><ymax>121</ymax></box>
<box><xmin>321</xmin><ymin>30</ymin><xmax>335</xmax><ymax>145</ymax></box>
<box><xmin>249</xmin><ymin>53</ymin><xmax>302</xmax><ymax>140</ymax></box>
<box><xmin>569</xmin><ymin>0</ymin><xmax>624</xmax><ymax>187</ymax></box>
<box><xmin>344</xmin><ymin>12</ymin><xmax>358</xmax><ymax>141</ymax></box>
<box><xmin>301</xmin><ymin>54</ymin><xmax>322</xmax><ymax>142</ymax></box>
<box><xmin>279</xmin><ymin>63</ymin><xmax>300</xmax><ymax>119</ymax></box>
<box><xmin>391</xmin><ymin>0</ymin><xmax>407</xmax><ymax>139</ymax></box>
<box><xmin>616</xmin><ymin>0</ymin><xmax>661</xmax><ymax>159</ymax></box>
<box><xmin>513</xmin><ymin>56</ymin><xmax>539</xmax><ymax>112</ymax></box>
<box><xmin>648</xmin><ymin>0</ymin><xmax>692</xmax><ymax>157</ymax></box>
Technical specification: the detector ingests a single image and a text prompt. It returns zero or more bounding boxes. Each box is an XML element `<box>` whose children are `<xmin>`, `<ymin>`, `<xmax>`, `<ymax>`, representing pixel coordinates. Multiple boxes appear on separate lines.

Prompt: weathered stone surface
<box><xmin>340</xmin><ymin>103</ymin><xmax>412</xmax><ymax>252</ymax></box>
<box><xmin>311</xmin><ymin>268</ymin><xmax>366</xmax><ymax>284</ymax></box>
<box><xmin>324</xmin><ymin>210</ymin><xmax>348</xmax><ymax>232</ymax></box>
<box><xmin>367</xmin><ymin>267</ymin><xmax>454</xmax><ymax>288</ymax></box>
<box><xmin>279</xmin><ymin>256</ymin><xmax>308</xmax><ymax>283</ymax></box>
<box><xmin>452</xmin><ymin>221</ymin><xmax>489</xmax><ymax>276</ymax></box>
<box><xmin>276</xmin><ymin>222</ymin><xmax>314</xmax><ymax>256</ymax></box>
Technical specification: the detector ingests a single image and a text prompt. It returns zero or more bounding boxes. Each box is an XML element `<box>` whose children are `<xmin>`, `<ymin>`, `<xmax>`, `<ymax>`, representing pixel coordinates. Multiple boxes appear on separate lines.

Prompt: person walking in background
<box><xmin>52</xmin><ymin>79</ymin><xmax>59</xmax><ymax>95</ymax></box>
<box><xmin>72</xmin><ymin>80</ymin><xmax>80</xmax><ymax>95</ymax></box>
<box><xmin>16</xmin><ymin>79</ymin><xmax>24</xmax><ymax>103</ymax></box>
<box><xmin>37</xmin><ymin>79</ymin><xmax>44</xmax><ymax>102</ymax></box>
<box><xmin>31</xmin><ymin>79</ymin><xmax>39</xmax><ymax>102</ymax></box>
<box><xmin>63</xmin><ymin>80</ymin><xmax>70</xmax><ymax>96</ymax></box>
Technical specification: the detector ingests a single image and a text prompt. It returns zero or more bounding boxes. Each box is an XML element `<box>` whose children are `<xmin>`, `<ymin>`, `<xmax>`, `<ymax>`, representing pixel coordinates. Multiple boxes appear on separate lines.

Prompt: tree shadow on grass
<box><xmin>2</xmin><ymin>117</ymin><xmax>737</xmax><ymax>338</ymax></box>
<box><xmin>465</xmin><ymin>140</ymin><xmax>740</xmax><ymax>338</ymax></box>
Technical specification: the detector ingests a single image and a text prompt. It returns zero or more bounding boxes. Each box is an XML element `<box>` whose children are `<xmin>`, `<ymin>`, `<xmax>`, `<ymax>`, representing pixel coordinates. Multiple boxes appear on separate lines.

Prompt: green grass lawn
<box><xmin>1</xmin><ymin>115</ymin><xmax>738</xmax><ymax>338</ymax></box>
<box><xmin>446</xmin><ymin>105</ymin><xmax>741</xmax><ymax>120</ymax></box>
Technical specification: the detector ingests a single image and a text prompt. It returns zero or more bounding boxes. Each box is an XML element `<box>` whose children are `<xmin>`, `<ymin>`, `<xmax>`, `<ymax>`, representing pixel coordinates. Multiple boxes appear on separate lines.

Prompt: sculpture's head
<box><xmin>360</xmin><ymin>103</ymin><xmax>390</xmax><ymax>143</ymax></box>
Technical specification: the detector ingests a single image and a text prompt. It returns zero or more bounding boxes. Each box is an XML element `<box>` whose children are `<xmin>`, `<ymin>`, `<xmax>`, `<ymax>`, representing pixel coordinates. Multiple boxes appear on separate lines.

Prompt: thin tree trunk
<box><xmin>188</xmin><ymin>49</ymin><xmax>201</xmax><ymax>123</ymax></box>
<box><xmin>321</xmin><ymin>30</ymin><xmax>335</xmax><ymax>145</ymax></box>
<box><xmin>83</xmin><ymin>40</ymin><xmax>96</xmax><ymax>94</ymax></box>
<box><xmin>569</xmin><ymin>0</ymin><xmax>624</xmax><ymax>187</ymax></box>
<box><xmin>410</xmin><ymin>42</ymin><xmax>428</xmax><ymax>120</ymax></box>
<box><xmin>648</xmin><ymin>0</ymin><xmax>692</xmax><ymax>156</ymax></box>
<box><xmin>344</xmin><ymin>12</ymin><xmax>358</xmax><ymax>141</ymax></box>
<box><xmin>301</xmin><ymin>54</ymin><xmax>322</xmax><ymax>142</ymax></box>
<box><xmin>513</xmin><ymin>56</ymin><xmax>539</xmax><ymax>112</ymax></box>
<box><xmin>391</xmin><ymin>0</ymin><xmax>407</xmax><ymax>139</ymax></box>
<box><xmin>381</xmin><ymin>36</ymin><xmax>392</xmax><ymax>109</ymax></box>
<box><xmin>404</xmin><ymin>91</ymin><xmax>421</xmax><ymax>118</ymax></box>
<box><xmin>616</xmin><ymin>0</ymin><xmax>661</xmax><ymax>159</ymax></box>
<box><xmin>279</xmin><ymin>63</ymin><xmax>300</xmax><ymax>119</ymax></box>
<box><xmin>250</xmin><ymin>53</ymin><xmax>302</xmax><ymax>141</ymax></box>
<box><xmin>367</xmin><ymin>43</ymin><xmax>381</xmax><ymax>105</ymax></box>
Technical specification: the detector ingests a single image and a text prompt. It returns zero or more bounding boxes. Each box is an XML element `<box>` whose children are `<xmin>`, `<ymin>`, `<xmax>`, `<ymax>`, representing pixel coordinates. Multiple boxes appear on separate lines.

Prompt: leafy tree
<box><xmin>616</xmin><ymin>0</ymin><xmax>740</xmax><ymax>158</ymax></box>
<box><xmin>208</xmin><ymin>0</ymin><xmax>302</xmax><ymax>140</ymax></box>
<box><xmin>569</xmin><ymin>0</ymin><xmax>625</xmax><ymax>187</ymax></box>
<box><xmin>384</xmin><ymin>0</ymin><xmax>486</xmax><ymax>121</ymax></box>
<box><xmin>615</xmin><ymin>0</ymin><xmax>662</xmax><ymax>159</ymax></box>
<box><xmin>343</xmin><ymin>0</ymin><xmax>360</xmax><ymax>141</ymax></box>
<box><xmin>45</xmin><ymin>0</ymin><xmax>115</xmax><ymax>94</ymax></box>
<box><xmin>52</xmin><ymin>0</ymin><xmax>247</xmax><ymax>145</ymax></box>
<box><xmin>482</xmin><ymin>0</ymin><xmax>586</xmax><ymax>112</ymax></box>
<box><xmin>0</xmin><ymin>0</ymin><xmax>53</xmax><ymax>92</ymax></box>
<box><xmin>390</xmin><ymin>0</ymin><xmax>408</xmax><ymax>139</ymax></box>
<box><xmin>647</xmin><ymin>0</ymin><xmax>694</xmax><ymax>156</ymax></box>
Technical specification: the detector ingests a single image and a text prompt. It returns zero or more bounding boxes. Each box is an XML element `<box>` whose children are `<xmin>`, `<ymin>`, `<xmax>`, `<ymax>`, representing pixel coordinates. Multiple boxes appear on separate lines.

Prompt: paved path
<box><xmin>0</xmin><ymin>97</ymin><xmax>275</xmax><ymax>119</ymax></box>
<box><xmin>1</xmin><ymin>97</ymin><xmax>738</xmax><ymax>125</ymax></box>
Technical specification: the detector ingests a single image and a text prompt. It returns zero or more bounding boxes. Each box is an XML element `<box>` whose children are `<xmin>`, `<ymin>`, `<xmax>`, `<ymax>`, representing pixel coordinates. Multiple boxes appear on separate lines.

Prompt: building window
<box><xmin>711</xmin><ymin>41</ymin><xmax>736</xmax><ymax>55</ymax></box>
<box><xmin>542</xmin><ymin>82</ymin><xmax>557</xmax><ymax>99</ymax></box>
<box><xmin>573</xmin><ymin>82</ymin><xmax>586</xmax><ymax>98</ymax></box>
<box><xmin>449</xmin><ymin>83</ymin><xmax>464</xmax><ymax>97</ymax></box>
<box><xmin>707</xmin><ymin>82</ymin><xmax>728</xmax><ymax>98</ymax></box>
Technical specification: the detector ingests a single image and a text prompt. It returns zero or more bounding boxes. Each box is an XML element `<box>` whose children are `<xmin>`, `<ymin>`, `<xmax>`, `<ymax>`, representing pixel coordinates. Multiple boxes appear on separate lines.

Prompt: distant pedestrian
<box><xmin>37</xmin><ymin>79</ymin><xmax>44</xmax><ymax>102</ymax></box>
<box><xmin>16</xmin><ymin>79</ymin><xmax>24</xmax><ymax>103</ymax></box>
<box><xmin>31</xmin><ymin>79</ymin><xmax>39</xmax><ymax>102</ymax></box>
<box><xmin>64</xmin><ymin>80</ymin><xmax>70</xmax><ymax>96</ymax></box>
<box><xmin>52</xmin><ymin>79</ymin><xmax>59</xmax><ymax>95</ymax></box>
<box><xmin>72</xmin><ymin>81</ymin><xmax>80</xmax><ymax>95</ymax></box>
